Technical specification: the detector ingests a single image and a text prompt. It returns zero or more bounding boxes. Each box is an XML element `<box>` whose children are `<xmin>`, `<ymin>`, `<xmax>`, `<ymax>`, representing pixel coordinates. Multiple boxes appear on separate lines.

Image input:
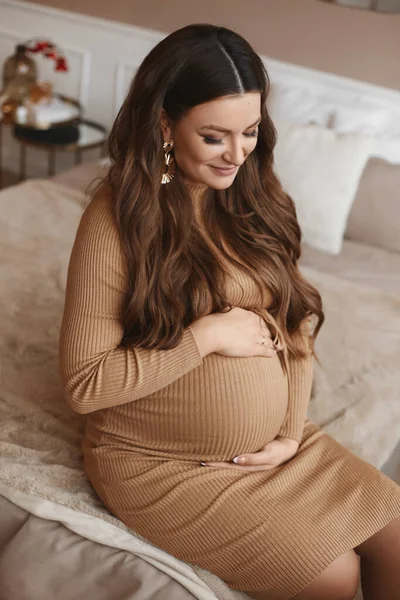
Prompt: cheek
<box><xmin>246</xmin><ymin>139</ymin><xmax>258</xmax><ymax>157</ymax></box>
<box><xmin>176</xmin><ymin>136</ymin><xmax>220</xmax><ymax>167</ymax></box>
<box><xmin>193</xmin><ymin>143</ymin><xmax>221</xmax><ymax>164</ymax></box>
<box><xmin>191</xmin><ymin>142</ymin><xmax>221</xmax><ymax>165</ymax></box>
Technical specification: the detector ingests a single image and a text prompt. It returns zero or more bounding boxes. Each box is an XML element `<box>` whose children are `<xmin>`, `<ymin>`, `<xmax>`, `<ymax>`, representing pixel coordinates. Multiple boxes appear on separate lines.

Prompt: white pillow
<box><xmin>267</xmin><ymin>84</ymin><xmax>331</xmax><ymax>127</ymax></box>
<box><xmin>273</xmin><ymin>120</ymin><xmax>373</xmax><ymax>255</ymax></box>
<box><xmin>329</xmin><ymin>104</ymin><xmax>390</xmax><ymax>135</ymax></box>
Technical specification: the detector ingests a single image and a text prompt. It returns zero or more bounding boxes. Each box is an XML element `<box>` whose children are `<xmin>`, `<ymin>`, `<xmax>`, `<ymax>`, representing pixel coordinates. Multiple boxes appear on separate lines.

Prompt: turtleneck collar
<box><xmin>184</xmin><ymin>181</ymin><xmax>210</xmax><ymax>200</ymax></box>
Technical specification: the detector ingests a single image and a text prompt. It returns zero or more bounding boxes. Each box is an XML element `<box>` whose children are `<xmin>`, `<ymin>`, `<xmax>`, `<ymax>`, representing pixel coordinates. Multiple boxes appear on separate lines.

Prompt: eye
<box><xmin>244</xmin><ymin>130</ymin><xmax>258</xmax><ymax>139</ymax></box>
<box><xmin>203</xmin><ymin>136</ymin><xmax>223</xmax><ymax>145</ymax></box>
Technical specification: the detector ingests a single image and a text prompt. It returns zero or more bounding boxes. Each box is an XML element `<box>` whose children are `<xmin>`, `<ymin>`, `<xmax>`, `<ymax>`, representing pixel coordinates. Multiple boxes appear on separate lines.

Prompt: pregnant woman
<box><xmin>59</xmin><ymin>24</ymin><xmax>400</xmax><ymax>600</ymax></box>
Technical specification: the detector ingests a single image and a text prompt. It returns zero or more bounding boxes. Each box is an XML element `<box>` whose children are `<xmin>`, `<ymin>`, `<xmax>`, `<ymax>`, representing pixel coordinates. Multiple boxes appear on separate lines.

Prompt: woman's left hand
<box><xmin>201</xmin><ymin>437</ymin><xmax>299</xmax><ymax>472</ymax></box>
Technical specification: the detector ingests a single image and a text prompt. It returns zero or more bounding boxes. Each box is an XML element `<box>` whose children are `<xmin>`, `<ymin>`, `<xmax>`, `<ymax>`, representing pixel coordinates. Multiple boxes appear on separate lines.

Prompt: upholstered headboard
<box><xmin>265</xmin><ymin>57</ymin><xmax>400</xmax><ymax>164</ymax></box>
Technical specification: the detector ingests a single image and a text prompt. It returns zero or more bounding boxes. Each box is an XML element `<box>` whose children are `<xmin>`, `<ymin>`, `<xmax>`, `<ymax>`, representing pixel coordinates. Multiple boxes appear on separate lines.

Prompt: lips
<box><xmin>210</xmin><ymin>165</ymin><xmax>238</xmax><ymax>177</ymax></box>
<box><xmin>211</xmin><ymin>166</ymin><xmax>236</xmax><ymax>170</ymax></box>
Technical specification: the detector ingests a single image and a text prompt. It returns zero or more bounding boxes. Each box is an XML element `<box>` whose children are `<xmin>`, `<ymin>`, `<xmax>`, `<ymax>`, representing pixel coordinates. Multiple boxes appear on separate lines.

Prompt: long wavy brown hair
<box><xmin>100</xmin><ymin>23</ymin><xmax>324</xmax><ymax>359</ymax></box>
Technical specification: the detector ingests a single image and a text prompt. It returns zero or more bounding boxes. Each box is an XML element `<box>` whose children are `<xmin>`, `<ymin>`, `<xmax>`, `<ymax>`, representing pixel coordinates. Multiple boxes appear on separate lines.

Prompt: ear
<box><xmin>160</xmin><ymin>108</ymin><xmax>172</xmax><ymax>141</ymax></box>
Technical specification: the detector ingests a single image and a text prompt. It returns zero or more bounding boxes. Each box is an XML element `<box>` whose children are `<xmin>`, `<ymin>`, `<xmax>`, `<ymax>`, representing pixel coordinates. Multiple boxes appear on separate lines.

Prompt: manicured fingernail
<box><xmin>233</xmin><ymin>456</ymin><xmax>246</xmax><ymax>465</ymax></box>
<box><xmin>200</xmin><ymin>462</ymin><xmax>207</xmax><ymax>467</ymax></box>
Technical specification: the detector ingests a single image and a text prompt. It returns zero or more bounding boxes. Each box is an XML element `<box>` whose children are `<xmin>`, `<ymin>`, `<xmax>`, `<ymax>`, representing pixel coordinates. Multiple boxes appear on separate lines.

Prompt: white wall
<box><xmin>1</xmin><ymin>0</ymin><xmax>400</xmax><ymax>180</ymax></box>
<box><xmin>23</xmin><ymin>0</ymin><xmax>400</xmax><ymax>92</ymax></box>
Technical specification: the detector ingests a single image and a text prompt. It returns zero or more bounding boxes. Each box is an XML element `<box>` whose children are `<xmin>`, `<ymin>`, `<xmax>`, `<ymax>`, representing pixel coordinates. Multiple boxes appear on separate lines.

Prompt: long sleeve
<box><xmin>277</xmin><ymin>322</ymin><xmax>314</xmax><ymax>443</ymax></box>
<box><xmin>58</xmin><ymin>189</ymin><xmax>203</xmax><ymax>415</ymax></box>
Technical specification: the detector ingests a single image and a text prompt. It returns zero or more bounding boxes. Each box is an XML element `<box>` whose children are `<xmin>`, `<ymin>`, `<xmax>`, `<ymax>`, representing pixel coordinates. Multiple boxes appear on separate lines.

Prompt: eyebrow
<box><xmin>199</xmin><ymin>118</ymin><xmax>261</xmax><ymax>133</ymax></box>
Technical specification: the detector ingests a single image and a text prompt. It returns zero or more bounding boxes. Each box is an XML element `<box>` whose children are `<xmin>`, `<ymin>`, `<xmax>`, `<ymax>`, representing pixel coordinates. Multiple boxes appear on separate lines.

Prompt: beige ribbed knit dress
<box><xmin>59</xmin><ymin>182</ymin><xmax>400</xmax><ymax>600</ymax></box>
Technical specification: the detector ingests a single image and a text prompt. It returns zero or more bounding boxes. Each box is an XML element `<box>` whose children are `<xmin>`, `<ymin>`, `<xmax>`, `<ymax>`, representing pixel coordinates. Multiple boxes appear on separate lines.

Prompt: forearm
<box><xmin>278</xmin><ymin>319</ymin><xmax>314</xmax><ymax>443</ymax></box>
<box><xmin>278</xmin><ymin>351</ymin><xmax>314</xmax><ymax>442</ymax></box>
<box><xmin>60</xmin><ymin>326</ymin><xmax>203</xmax><ymax>414</ymax></box>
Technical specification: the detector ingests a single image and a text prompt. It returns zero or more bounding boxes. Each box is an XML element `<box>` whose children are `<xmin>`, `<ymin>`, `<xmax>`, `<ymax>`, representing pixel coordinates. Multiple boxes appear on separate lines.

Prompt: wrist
<box><xmin>190</xmin><ymin>315</ymin><xmax>217</xmax><ymax>358</ymax></box>
<box><xmin>276</xmin><ymin>436</ymin><xmax>300</xmax><ymax>449</ymax></box>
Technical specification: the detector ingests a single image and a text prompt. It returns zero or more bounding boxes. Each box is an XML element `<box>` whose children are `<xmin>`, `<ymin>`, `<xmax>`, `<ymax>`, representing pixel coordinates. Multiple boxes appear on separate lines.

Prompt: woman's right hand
<box><xmin>190</xmin><ymin>307</ymin><xmax>277</xmax><ymax>359</ymax></box>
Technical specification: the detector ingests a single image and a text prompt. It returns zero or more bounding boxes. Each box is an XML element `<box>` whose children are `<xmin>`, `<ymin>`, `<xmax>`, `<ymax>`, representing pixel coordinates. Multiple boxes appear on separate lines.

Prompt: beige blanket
<box><xmin>1</xmin><ymin>179</ymin><xmax>399</xmax><ymax>599</ymax></box>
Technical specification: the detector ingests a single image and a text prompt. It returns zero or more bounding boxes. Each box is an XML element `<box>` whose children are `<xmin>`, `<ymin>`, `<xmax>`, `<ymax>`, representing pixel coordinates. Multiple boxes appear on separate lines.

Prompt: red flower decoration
<box><xmin>29</xmin><ymin>43</ymin><xmax>42</xmax><ymax>53</ymax></box>
<box><xmin>55</xmin><ymin>58</ymin><xmax>68</xmax><ymax>72</ymax></box>
<box><xmin>25</xmin><ymin>38</ymin><xmax>69</xmax><ymax>73</ymax></box>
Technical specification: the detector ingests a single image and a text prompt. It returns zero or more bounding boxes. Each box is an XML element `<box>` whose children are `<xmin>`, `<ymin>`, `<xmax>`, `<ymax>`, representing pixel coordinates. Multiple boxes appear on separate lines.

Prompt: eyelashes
<box><xmin>203</xmin><ymin>137</ymin><xmax>223</xmax><ymax>145</ymax></box>
<box><xmin>203</xmin><ymin>131</ymin><xmax>258</xmax><ymax>145</ymax></box>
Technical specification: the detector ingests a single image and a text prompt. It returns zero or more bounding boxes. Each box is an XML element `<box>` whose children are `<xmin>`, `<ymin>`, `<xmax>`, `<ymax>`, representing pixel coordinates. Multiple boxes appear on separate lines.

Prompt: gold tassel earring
<box><xmin>161</xmin><ymin>139</ymin><xmax>176</xmax><ymax>184</ymax></box>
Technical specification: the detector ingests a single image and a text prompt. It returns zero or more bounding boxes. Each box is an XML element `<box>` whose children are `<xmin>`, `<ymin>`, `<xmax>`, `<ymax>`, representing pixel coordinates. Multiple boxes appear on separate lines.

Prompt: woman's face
<box><xmin>161</xmin><ymin>92</ymin><xmax>261</xmax><ymax>190</ymax></box>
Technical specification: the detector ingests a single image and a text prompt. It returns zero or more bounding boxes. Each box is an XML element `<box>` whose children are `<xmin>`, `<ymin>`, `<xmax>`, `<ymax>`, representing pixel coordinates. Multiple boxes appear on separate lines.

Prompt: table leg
<box><xmin>0</xmin><ymin>123</ymin><xmax>3</xmax><ymax>189</ymax></box>
<box><xmin>20</xmin><ymin>144</ymin><xmax>26</xmax><ymax>181</ymax></box>
<box><xmin>75</xmin><ymin>147</ymin><xmax>82</xmax><ymax>165</ymax></box>
<box><xmin>48</xmin><ymin>146</ymin><xmax>56</xmax><ymax>177</ymax></box>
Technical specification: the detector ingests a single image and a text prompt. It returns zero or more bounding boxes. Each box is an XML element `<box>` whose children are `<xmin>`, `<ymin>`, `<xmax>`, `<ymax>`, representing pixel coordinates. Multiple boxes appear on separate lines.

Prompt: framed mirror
<box><xmin>320</xmin><ymin>0</ymin><xmax>400</xmax><ymax>12</ymax></box>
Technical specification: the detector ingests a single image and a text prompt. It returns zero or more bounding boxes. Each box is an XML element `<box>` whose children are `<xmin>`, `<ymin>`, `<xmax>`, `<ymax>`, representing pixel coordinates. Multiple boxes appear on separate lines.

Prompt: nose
<box><xmin>222</xmin><ymin>138</ymin><xmax>245</xmax><ymax>167</ymax></box>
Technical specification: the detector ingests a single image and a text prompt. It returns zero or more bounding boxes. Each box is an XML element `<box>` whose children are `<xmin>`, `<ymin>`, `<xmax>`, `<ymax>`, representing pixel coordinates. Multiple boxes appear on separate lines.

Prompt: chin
<box><xmin>210</xmin><ymin>176</ymin><xmax>237</xmax><ymax>190</ymax></box>
<box><xmin>212</xmin><ymin>182</ymin><xmax>234</xmax><ymax>191</ymax></box>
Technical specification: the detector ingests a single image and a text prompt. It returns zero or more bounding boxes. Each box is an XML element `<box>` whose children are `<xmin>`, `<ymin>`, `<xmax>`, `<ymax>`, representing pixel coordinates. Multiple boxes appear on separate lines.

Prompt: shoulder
<box><xmin>80</xmin><ymin>182</ymin><xmax>118</xmax><ymax>235</ymax></box>
<box><xmin>71</xmin><ymin>182</ymin><xmax>127</xmax><ymax>274</ymax></box>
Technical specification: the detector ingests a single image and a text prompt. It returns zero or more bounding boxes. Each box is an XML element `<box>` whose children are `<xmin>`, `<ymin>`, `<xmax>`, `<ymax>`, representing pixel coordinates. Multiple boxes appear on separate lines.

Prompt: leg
<box><xmin>20</xmin><ymin>143</ymin><xmax>26</xmax><ymax>181</ymax></box>
<box><xmin>48</xmin><ymin>146</ymin><xmax>56</xmax><ymax>177</ymax></box>
<box><xmin>247</xmin><ymin>550</ymin><xmax>360</xmax><ymax>600</ymax></box>
<box><xmin>354</xmin><ymin>516</ymin><xmax>400</xmax><ymax>600</ymax></box>
<box><xmin>0</xmin><ymin>122</ymin><xmax>3</xmax><ymax>189</ymax></box>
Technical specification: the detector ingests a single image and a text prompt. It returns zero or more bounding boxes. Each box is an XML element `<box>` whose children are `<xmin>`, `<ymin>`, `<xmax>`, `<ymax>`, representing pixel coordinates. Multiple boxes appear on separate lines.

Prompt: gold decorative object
<box><xmin>1</xmin><ymin>44</ymin><xmax>37</xmax><ymax>95</ymax></box>
<box><xmin>1</xmin><ymin>37</ymin><xmax>69</xmax><ymax>122</ymax></box>
<box><xmin>28</xmin><ymin>81</ymin><xmax>53</xmax><ymax>105</ymax></box>
<box><xmin>1</xmin><ymin>97</ymin><xmax>19</xmax><ymax>123</ymax></box>
<box><xmin>161</xmin><ymin>138</ymin><xmax>176</xmax><ymax>184</ymax></box>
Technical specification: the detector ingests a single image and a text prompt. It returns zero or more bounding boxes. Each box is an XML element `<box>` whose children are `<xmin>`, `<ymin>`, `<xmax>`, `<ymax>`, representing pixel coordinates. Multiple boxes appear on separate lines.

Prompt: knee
<box><xmin>330</xmin><ymin>550</ymin><xmax>360</xmax><ymax>599</ymax></box>
<box><xmin>303</xmin><ymin>550</ymin><xmax>360</xmax><ymax>600</ymax></box>
<box><xmin>355</xmin><ymin>516</ymin><xmax>400</xmax><ymax>559</ymax></box>
<box><xmin>287</xmin><ymin>550</ymin><xmax>360</xmax><ymax>600</ymax></box>
<box><xmin>246</xmin><ymin>550</ymin><xmax>360</xmax><ymax>600</ymax></box>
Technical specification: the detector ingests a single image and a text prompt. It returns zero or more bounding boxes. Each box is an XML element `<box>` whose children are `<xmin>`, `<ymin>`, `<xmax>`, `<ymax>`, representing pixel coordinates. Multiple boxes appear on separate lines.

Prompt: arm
<box><xmin>58</xmin><ymin>187</ymin><xmax>203</xmax><ymax>415</ymax></box>
<box><xmin>277</xmin><ymin>322</ymin><xmax>314</xmax><ymax>443</ymax></box>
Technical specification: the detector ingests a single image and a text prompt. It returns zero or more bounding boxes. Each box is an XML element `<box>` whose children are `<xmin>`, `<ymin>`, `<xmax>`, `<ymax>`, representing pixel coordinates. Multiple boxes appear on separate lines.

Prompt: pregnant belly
<box><xmin>95</xmin><ymin>354</ymin><xmax>289</xmax><ymax>462</ymax></box>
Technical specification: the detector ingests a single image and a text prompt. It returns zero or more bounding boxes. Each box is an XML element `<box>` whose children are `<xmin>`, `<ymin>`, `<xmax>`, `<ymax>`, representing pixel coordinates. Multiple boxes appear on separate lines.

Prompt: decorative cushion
<box><xmin>329</xmin><ymin>104</ymin><xmax>390</xmax><ymax>135</ymax></box>
<box><xmin>273</xmin><ymin>120</ymin><xmax>373</xmax><ymax>255</ymax></box>
<box><xmin>345</xmin><ymin>157</ymin><xmax>400</xmax><ymax>254</ymax></box>
<box><xmin>267</xmin><ymin>84</ymin><xmax>331</xmax><ymax>126</ymax></box>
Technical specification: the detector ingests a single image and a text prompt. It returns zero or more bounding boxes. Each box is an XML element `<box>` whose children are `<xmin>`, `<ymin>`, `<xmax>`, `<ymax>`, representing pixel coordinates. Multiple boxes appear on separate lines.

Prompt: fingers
<box><xmin>201</xmin><ymin>440</ymin><xmax>299</xmax><ymax>472</ymax></box>
<box><xmin>258</xmin><ymin>317</ymin><xmax>276</xmax><ymax>357</ymax></box>
<box><xmin>201</xmin><ymin>461</ymin><xmax>276</xmax><ymax>472</ymax></box>
<box><xmin>258</xmin><ymin>342</ymin><xmax>277</xmax><ymax>358</ymax></box>
<box><xmin>263</xmin><ymin>347</ymin><xmax>277</xmax><ymax>358</ymax></box>
<box><xmin>263</xmin><ymin>337</ymin><xmax>275</xmax><ymax>349</ymax></box>
<box><xmin>259</xmin><ymin>318</ymin><xmax>272</xmax><ymax>338</ymax></box>
<box><xmin>201</xmin><ymin>441</ymin><xmax>287</xmax><ymax>471</ymax></box>
<box><xmin>259</xmin><ymin>337</ymin><xmax>277</xmax><ymax>357</ymax></box>
<box><xmin>233</xmin><ymin>441</ymin><xmax>282</xmax><ymax>466</ymax></box>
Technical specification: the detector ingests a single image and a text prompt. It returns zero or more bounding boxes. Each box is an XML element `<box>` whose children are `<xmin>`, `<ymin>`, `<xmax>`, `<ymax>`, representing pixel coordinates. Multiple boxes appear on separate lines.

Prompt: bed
<box><xmin>0</xmin><ymin>119</ymin><xmax>399</xmax><ymax>599</ymax></box>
